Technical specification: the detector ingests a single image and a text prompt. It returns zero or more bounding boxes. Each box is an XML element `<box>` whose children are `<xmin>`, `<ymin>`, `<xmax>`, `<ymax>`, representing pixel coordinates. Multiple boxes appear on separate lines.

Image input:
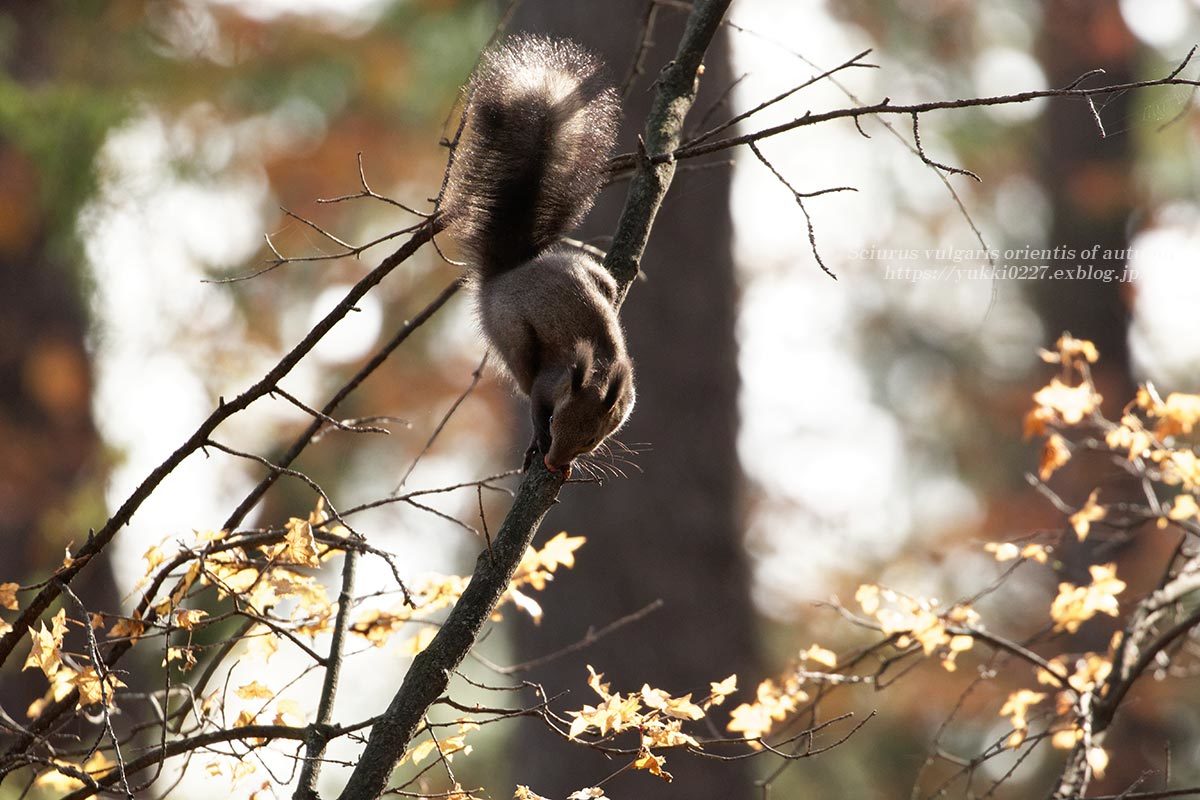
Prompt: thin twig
<box><xmin>395</xmin><ymin>353</ymin><xmax>489</xmax><ymax>491</ymax></box>
<box><xmin>294</xmin><ymin>549</ymin><xmax>359</xmax><ymax>799</ymax></box>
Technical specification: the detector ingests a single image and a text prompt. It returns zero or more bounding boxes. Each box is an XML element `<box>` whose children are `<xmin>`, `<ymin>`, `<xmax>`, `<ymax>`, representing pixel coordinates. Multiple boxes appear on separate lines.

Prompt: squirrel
<box><xmin>441</xmin><ymin>34</ymin><xmax>635</xmax><ymax>475</ymax></box>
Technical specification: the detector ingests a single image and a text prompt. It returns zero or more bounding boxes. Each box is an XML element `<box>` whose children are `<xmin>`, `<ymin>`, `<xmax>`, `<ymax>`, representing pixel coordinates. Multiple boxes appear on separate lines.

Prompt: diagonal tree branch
<box><xmin>0</xmin><ymin>220</ymin><xmax>439</xmax><ymax>673</ymax></box>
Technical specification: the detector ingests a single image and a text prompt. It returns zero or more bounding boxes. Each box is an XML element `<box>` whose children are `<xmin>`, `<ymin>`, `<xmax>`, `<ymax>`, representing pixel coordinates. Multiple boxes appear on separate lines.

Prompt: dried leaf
<box><xmin>236</xmin><ymin>681</ymin><xmax>276</xmax><ymax>701</ymax></box>
<box><xmin>1050</xmin><ymin>563</ymin><xmax>1125</xmax><ymax>633</ymax></box>
<box><xmin>1040</xmin><ymin>434</ymin><xmax>1072</xmax><ymax>479</ymax></box>
<box><xmin>1070</xmin><ymin>490</ymin><xmax>1105</xmax><ymax>541</ymax></box>
<box><xmin>633</xmin><ymin>748</ymin><xmax>672</xmax><ymax>782</ymax></box>
<box><xmin>23</xmin><ymin>609</ymin><xmax>67</xmax><ymax>678</ymax></box>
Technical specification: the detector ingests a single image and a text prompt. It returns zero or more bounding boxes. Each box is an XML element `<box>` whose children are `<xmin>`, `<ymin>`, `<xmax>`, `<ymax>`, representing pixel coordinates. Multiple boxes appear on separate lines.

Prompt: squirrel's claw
<box><xmin>523</xmin><ymin>439</ymin><xmax>540</xmax><ymax>473</ymax></box>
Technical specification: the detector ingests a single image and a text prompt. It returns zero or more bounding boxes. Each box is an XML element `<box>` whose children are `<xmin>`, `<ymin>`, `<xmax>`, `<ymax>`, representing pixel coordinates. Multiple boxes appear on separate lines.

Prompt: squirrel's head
<box><xmin>544</xmin><ymin>343</ymin><xmax>635</xmax><ymax>473</ymax></box>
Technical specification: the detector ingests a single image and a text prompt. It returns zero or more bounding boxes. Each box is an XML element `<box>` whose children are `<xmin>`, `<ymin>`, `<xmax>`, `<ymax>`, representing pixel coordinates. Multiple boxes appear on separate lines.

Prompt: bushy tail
<box><xmin>442</xmin><ymin>35</ymin><xmax>620</xmax><ymax>278</ymax></box>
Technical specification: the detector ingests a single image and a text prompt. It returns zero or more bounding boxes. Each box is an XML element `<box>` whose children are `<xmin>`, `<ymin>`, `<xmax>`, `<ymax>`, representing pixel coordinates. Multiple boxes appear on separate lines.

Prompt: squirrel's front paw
<box><xmin>522</xmin><ymin>438</ymin><xmax>540</xmax><ymax>473</ymax></box>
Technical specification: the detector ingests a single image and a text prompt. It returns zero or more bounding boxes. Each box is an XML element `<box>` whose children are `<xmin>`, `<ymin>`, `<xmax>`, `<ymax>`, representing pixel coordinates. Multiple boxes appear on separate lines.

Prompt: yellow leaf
<box><xmin>351</xmin><ymin>607</ymin><xmax>409</xmax><ymax>647</ymax></box>
<box><xmin>727</xmin><ymin>700</ymin><xmax>773</xmax><ymax>740</ymax></box>
<box><xmin>235</xmin><ymin>681</ymin><xmax>276</xmax><ymax>700</ymax></box>
<box><xmin>1060</xmin><ymin>653</ymin><xmax>1113</xmax><ymax>693</ymax></box>
<box><xmin>948</xmin><ymin>635</ymin><xmax>974</xmax><ymax>652</ymax></box>
<box><xmin>1154</xmin><ymin>392</ymin><xmax>1200</xmax><ymax>437</ymax></box>
<box><xmin>508</xmin><ymin>587</ymin><xmax>543</xmax><ymax>623</ymax></box>
<box><xmin>404</xmin><ymin>738</ymin><xmax>438</xmax><ymax>765</ymax></box>
<box><xmin>1033</xmin><ymin>378</ymin><xmax>1101</xmax><ymax>426</ymax></box>
<box><xmin>72</xmin><ymin>668</ymin><xmax>125</xmax><ymax>707</ymax></box>
<box><xmin>246</xmin><ymin>625</ymin><xmax>280</xmax><ymax>663</ymax></box>
<box><xmin>1086</xmin><ymin>746</ymin><xmax>1109</xmax><ymax>778</ymax></box>
<box><xmin>801</xmin><ymin>644</ymin><xmax>838</xmax><ymax>668</ymax></box>
<box><xmin>435</xmin><ymin>731</ymin><xmax>473</xmax><ymax>762</ymax></box>
<box><xmin>567</xmin><ymin>713</ymin><xmax>592</xmax><ymax>740</ymax></box>
<box><xmin>1050</xmin><ymin>563</ymin><xmax>1125</xmax><ymax>633</ymax></box>
<box><xmin>1041</xmin><ymin>335</ymin><xmax>1099</xmax><ymax>365</ymax></box>
<box><xmin>24</xmin><ymin>609</ymin><xmax>67</xmax><ymax>679</ymax></box>
<box><xmin>641</xmin><ymin>718</ymin><xmax>700</xmax><ymax>749</ymax></box>
<box><xmin>707</xmin><ymin>674</ymin><xmax>737</xmax><ymax>706</ymax></box>
<box><xmin>726</xmin><ymin>677</ymin><xmax>806</xmax><ymax>741</ymax></box>
<box><xmin>641</xmin><ymin>685</ymin><xmax>670</xmax><ymax>710</ymax></box>
<box><xmin>279</xmin><ymin>517</ymin><xmax>321</xmax><ymax>567</ymax></box>
<box><xmin>27</xmin><ymin>689</ymin><xmax>55</xmax><ymax>719</ymax></box>
<box><xmin>985</xmin><ymin>542</ymin><xmax>1020</xmax><ymax>561</ymax></box>
<box><xmin>568</xmin><ymin>669</ymin><xmax>644</xmax><ymax>740</ymax></box>
<box><xmin>1167</xmin><ymin>494</ymin><xmax>1200</xmax><ymax>523</ymax></box>
<box><xmin>567</xmin><ymin>790</ymin><xmax>609</xmax><ymax>800</ymax></box>
<box><xmin>1153</xmin><ymin>449</ymin><xmax>1200</xmax><ymax>492</ymax></box>
<box><xmin>515</xmin><ymin>788</ymin><xmax>552</xmax><ymax>800</ymax></box>
<box><xmin>855</xmin><ymin>584</ymin><xmax>881</xmax><ymax>615</ymax></box>
<box><xmin>173</xmin><ymin>608</ymin><xmax>208</xmax><ymax>630</ymax></box>
<box><xmin>143</xmin><ymin>544</ymin><xmax>166</xmax><ymax>573</ymax></box>
<box><xmin>1024</xmin><ymin>406</ymin><xmax>1053</xmax><ymax>439</ymax></box>
<box><xmin>0</xmin><ymin>582</ymin><xmax>18</xmax><ymax>610</ymax></box>
<box><xmin>586</xmin><ymin>665</ymin><xmax>611</xmax><ymax>700</ymax></box>
<box><xmin>1021</xmin><ymin>543</ymin><xmax>1050</xmax><ymax>563</ymax></box>
<box><xmin>1040</xmin><ymin>434</ymin><xmax>1072</xmax><ymax>479</ymax></box>
<box><xmin>108</xmin><ymin>616</ymin><xmax>144</xmax><ymax>645</ymax></box>
<box><xmin>641</xmin><ymin>686</ymin><xmax>704</xmax><ymax>721</ymax></box>
<box><xmin>204</xmin><ymin>557</ymin><xmax>259</xmax><ymax>599</ymax></box>
<box><xmin>633</xmin><ymin>748</ymin><xmax>673</xmax><ymax>782</ymax></box>
<box><xmin>1051</xmin><ymin>727</ymin><xmax>1081</xmax><ymax>749</ymax></box>
<box><xmin>163</xmin><ymin>646</ymin><xmax>197</xmax><ymax>670</ymax></box>
<box><xmin>51</xmin><ymin>666</ymin><xmax>79</xmax><ymax>703</ymax></box>
<box><xmin>274</xmin><ymin>698</ymin><xmax>306</xmax><ymax>727</ymax></box>
<box><xmin>1070</xmin><ymin>490</ymin><xmax>1105</xmax><ymax>541</ymax></box>
<box><xmin>536</xmin><ymin>532</ymin><xmax>586</xmax><ymax>572</ymax></box>
<box><xmin>999</xmin><ymin>689</ymin><xmax>1045</xmax><ymax>743</ymax></box>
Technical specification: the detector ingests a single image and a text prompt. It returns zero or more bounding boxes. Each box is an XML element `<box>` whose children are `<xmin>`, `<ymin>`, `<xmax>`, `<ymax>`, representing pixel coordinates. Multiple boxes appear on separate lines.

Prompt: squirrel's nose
<box><xmin>543</xmin><ymin>455</ymin><xmax>571</xmax><ymax>478</ymax></box>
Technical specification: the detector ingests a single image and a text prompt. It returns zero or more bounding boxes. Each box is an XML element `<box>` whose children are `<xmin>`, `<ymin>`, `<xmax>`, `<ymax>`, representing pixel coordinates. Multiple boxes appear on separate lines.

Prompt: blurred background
<box><xmin>2</xmin><ymin>0</ymin><xmax>1200</xmax><ymax>797</ymax></box>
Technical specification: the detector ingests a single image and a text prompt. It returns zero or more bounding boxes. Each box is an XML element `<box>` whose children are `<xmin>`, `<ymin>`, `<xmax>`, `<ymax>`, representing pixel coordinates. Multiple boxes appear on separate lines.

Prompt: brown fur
<box><xmin>443</xmin><ymin>36</ymin><xmax>635</xmax><ymax>471</ymax></box>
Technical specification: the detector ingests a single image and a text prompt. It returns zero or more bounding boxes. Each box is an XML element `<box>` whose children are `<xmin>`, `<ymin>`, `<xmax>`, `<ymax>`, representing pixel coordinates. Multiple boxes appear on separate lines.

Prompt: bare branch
<box><xmin>609</xmin><ymin>52</ymin><xmax>1200</xmax><ymax>172</ymax></box>
<box><xmin>0</xmin><ymin>220</ymin><xmax>441</xmax><ymax>674</ymax></box>
<box><xmin>294</xmin><ymin>549</ymin><xmax>359</xmax><ymax>799</ymax></box>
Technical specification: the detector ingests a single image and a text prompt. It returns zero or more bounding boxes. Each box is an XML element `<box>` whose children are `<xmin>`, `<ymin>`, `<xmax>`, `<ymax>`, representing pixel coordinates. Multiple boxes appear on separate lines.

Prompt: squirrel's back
<box><xmin>442</xmin><ymin>35</ymin><xmax>619</xmax><ymax>277</ymax></box>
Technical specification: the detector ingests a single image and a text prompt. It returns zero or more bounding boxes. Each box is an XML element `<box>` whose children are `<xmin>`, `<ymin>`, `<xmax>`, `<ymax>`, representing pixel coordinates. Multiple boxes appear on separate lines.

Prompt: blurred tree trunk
<box><xmin>1033</xmin><ymin>0</ymin><xmax>1138</xmax><ymax>403</ymax></box>
<box><xmin>1034</xmin><ymin>4</ymin><xmax>1169</xmax><ymax>792</ymax></box>
<box><xmin>505</xmin><ymin>4</ymin><xmax>761</xmax><ymax>798</ymax></box>
<box><xmin>0</xmin><ymin>1</ymin><xmax>119</xmax><ymax>719</ymax></box>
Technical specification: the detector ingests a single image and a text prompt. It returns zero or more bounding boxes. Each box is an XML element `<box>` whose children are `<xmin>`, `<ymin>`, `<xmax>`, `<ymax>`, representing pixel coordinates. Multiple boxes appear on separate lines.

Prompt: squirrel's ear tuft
<box><xmin>602</xmin><ymin>361</ymin><xmax>630</xmax><ymax>410</ymax></box>
<box><xmin>570</xmin><ymin>342</ymin><xmax>594</xmax><ymax>392</ymax></box>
